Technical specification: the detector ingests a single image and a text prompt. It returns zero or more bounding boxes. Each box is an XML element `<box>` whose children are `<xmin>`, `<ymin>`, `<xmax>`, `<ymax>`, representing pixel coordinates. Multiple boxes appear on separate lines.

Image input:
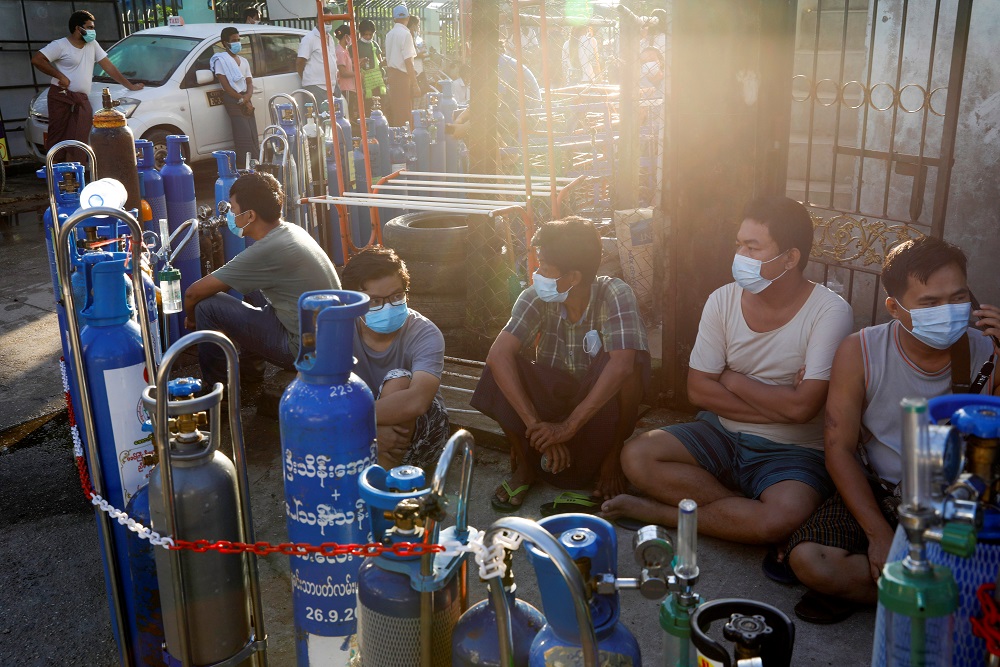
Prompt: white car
<box><xmin>26</xmin><ymin>23</ymin><xmax>309</xmax><ymax>166</ymax></box>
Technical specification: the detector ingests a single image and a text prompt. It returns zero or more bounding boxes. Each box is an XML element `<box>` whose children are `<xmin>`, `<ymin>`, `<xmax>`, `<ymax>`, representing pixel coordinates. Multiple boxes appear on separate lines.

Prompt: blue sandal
<box><xmin>491</xmin><ymin>480</ymin><xmax>532</xmax><ymax>513</ymax></box>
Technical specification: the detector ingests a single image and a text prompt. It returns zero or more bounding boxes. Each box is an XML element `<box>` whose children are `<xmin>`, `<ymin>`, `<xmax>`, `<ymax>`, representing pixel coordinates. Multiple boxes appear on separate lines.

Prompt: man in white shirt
<box><xmin>407</xmin><ymin>15</ymin><xmax>427</xmax><ymax>98</ymax></box>
<box><xmin>296</xmin><ymin>5</ymin><xmax>340</xmax><ymax>108</ymax></box>
<box><xmin>383</xmin><ymin>4</ymin><xmax>418</xmax><ymax>127</ymax></box>
<box><xmin>31</xmin><ymin>10</ymin><xmax>144</xmax><ymax>161</ymax></box>
<box><xmin>603</xmin><ymin>197</ymin><xmax>854</xmax><ymax>547</ymax></box>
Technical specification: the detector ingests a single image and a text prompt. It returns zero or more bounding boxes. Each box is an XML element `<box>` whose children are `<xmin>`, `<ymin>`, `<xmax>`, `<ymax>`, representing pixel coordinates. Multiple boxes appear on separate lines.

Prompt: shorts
<box><xmin>378</xmin><ymin>369</ymin><xmax>450</xmax><ymax>472</ymax></box>
<box><xmin>786</xmin><ymin>479</ymin><xmax>899</xmax><ymax>555</ymax></box>
<box><xmin>664</xmin><ymin>411</ymin><xmax>835</xmax><ymax>500</ymax></box>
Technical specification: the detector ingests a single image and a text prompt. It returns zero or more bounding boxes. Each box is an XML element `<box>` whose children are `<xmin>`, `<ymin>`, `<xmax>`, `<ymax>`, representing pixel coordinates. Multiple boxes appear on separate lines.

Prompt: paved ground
<box><xmin>0</xmin><ymin>162</ymin><xmax>875</xmax><ymax>666</ymax></box>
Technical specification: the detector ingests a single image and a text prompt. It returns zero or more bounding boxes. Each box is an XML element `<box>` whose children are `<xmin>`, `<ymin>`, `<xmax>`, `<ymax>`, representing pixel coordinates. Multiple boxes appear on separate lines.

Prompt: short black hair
<box><xmin>229</xmin><ymin>172</ymin><xmax>283</xmax><ymax>222</ymax></box>
<box><xmin>359</xmin><ymin>19</ymin><xmax>376</xmax><ymax>34</ymax></box>
<box><xmin>342</xmin><ymin>246</ymin><xmax>410</xmax><ymax>292</ymax></box>
<box><xmin>334</xmin><ymin>24</ymin><xmax>351</xmax><ymax>40</ymax></box>
<box><xmin>243</xmin><ymin>7</ymin><xmax>260</xmax><ymax>19</ymax></box>
<box><xmin>408</xmin><ymin>16</ymin><xmax>420</xmax><ymax>29</ymax></box>
<box><xmin>69</xmin><ymin>10</ymin><xmax>95</xmax><ymax>33</ymax></box>
<box><xmin>882</xmin><ymin>236</ymin><xmax>968</xmax><ymax>299</ymax></box>
<box><xmin>742</xmin><ymin>196</ymin><xmax>815</xmax><ymax>271</ymax></box>
<box><xmin>531</xmin><ymin>216</ymin><xmax>603</xmax><ymax>286</ymax></box>
<box><xmin>221</xmin><ymin>26</ymin><xmax>240</xmax><ymax>44</ymax></box>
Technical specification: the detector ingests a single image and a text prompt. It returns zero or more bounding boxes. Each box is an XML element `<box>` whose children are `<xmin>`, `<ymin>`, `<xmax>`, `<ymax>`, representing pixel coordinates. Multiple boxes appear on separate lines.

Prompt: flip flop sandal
<box><xmin>539</xmin><ymin>491</ymin><xmax>601</xmax><ymax>517</ymax></box>
<box><xmin>762</xmin><ymin>546</ymin><xmax>800</xmax><ymax>586</ymax></box>
<box><xmin>614</xmin><ymin>516</ymin><xmax>650</xmax><ymax>532</ymax></box>
<box><xmin>793</xmin><ymin>590</ymin><xmax>856</xmax><ymax>625</ymax></box>
<box><xmin>491</xmin><ymin>480</ymin><xmax>532</xmax><ymax>513</ymax></box>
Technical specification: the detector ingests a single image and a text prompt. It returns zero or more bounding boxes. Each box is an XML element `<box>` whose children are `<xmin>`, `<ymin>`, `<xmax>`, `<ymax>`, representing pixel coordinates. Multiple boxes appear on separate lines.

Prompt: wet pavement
<box><xmin>0</xmin><ymin>160</ymin><xmax>875</xmax><ymax>666</ymax></box>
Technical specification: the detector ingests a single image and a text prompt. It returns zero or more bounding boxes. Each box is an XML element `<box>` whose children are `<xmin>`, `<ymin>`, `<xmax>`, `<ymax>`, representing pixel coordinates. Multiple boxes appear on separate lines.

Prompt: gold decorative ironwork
<box><xmin>809</xmin><ymin>210</ymin><xmax>924</xmax><ymax>266</ymax></box>
<box><xmin>790</xmin><ymin>76</ymin><xmax>947</xmax><ymax>116</ymax></box>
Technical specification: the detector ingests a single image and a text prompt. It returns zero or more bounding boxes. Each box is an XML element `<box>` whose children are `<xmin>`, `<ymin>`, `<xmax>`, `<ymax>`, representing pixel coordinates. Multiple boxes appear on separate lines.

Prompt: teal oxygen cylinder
<box><xmin>159</xmin><ymin>135</ymin><xmax>199</xmax><ymax>346</ymax></box>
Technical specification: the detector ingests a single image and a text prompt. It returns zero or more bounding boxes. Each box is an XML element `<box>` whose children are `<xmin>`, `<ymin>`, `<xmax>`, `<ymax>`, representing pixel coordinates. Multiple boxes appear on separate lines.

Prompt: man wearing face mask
<box><xmin>471</xmin><ymin>217</ymin><xmax>650</xmax><ymax>512</ymax></box>
<box><xmin>603</xmin><ymin>197</ymin><xmax>853</xmax><ymax>545</ymax></box>
<box><xmin>297</xmin><ymin>5</ymin><xmax>341</xmax><ymax>111</ymax></box>
<box><xmin>32</xmin><ymin>10</ymin><xmax>144</xmax><ymax>162</ymax></box>
<box><xmin>184</xmin><ymin>172</ymin><xmax>340</xmax><ymax>392</ymax></box>
<box><xmin>342</xmin><ymin>247</ymin><xmax>448</xmax><ymax>471</ymax></box>
<box><xmin>210</xmin><ymin>27</ymin><xmax>259</xmax><ymax>162</ymax></box>
<box><xmin>784</xmin><ymin>237</ymin><xmax>999</xmax><ymax>624</ymax></box>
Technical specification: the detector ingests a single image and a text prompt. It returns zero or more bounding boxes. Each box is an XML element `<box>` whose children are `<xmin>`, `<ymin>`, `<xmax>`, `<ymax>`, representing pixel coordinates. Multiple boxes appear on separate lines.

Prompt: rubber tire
<box><xmin>404</xmin><ymin>259</ymin><xmax>466</xmax><ymax>296</ymax></box>
<box><xmin>407</xmin><ymin>293</ymin><xmax>466</xmax><ymax>330</ymax></box>
<box><xmin>143</xmin><ymin>128</ymin><xmax>183</xmax><ymax>169</ymax></box>
<box><xmin>383</xmin><ymin>212</ymin><xmax>469</xmax><ymax>262</ymax></box>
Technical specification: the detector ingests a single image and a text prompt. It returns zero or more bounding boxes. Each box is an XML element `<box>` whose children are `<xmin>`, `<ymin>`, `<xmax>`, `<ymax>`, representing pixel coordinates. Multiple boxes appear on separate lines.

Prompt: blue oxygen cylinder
<box><xmin>438</xmin><ymin>80</ymin><xmax>460</xmax><ymax>174</ymax></box>
<box><xmin>80</xmin><ymin>253</ymin><xmax>154</xmax><ymax>661</ymax></box>
<box><xmin>458</xmin><ymin>140</ymin><xmax>470</xmax><ymax>175</ymax></box>
<box><xmin>136</xmin><ymin>140</ymin><xmax>166</xmax><ymax>231</ymax></box>
<box><xmin>125</xmin><ymin>457</ymin><xmax>166</xmax><ymax>667</ymax></box>
<box><xmin>213</xmin><ymin>150</ymin><xmax>243</xmax><ymax>263</ymax></box>
<box><xmin>429</xmin><ymin>100</ymin><xmax>446</xmax><ymax>175</ymax></box>
<box><xmin>335</xmin><ymin>100</ymin><xmax>355</xmax><ymax>186</ymax></box>
<box><xmin>412</xmin><ymin>110</ymin><xmax>430</xmax><ymax>172</ymax></box>
<box><xmin>159</xmin><ymin>135</ymin><xmax>199</xmax><ymax>345</ymax></box>
<box><xmin>324</xmin><ymin>140</ymin><xmax>345</xmax><ymax>265</ymax></box>
<box><xmin>525</xmin><ymin>515</ymin><xmax>642</xmax><ymax>666</ymax></box>
<box><xmin>390</xmin><ymin>127</ymin><xmax>408</xmax><ymax>175</ymax></box>
<box><xmin>452</xmin><ymin>562</ymin><xmax>546</xmax><ymax>667</ymax></box>
<box><xmin>369</xmin><ymin>104</ymin><xmax>391</xmax><ymax>178</ymax></box>
<box><xmin>279</xmin><ymin>290</ymin><xmax>376</xmax><ymax>666</ymax></box>
<box><xmin>277</xmin><ymin>103</ymin><xmax>300</xmax><ymax>161</ymax></box>
<box><xmin>352</xmin><ymin>138</ymin><xmax>371</xmax><ymax>247</ymax></box>
<box><xmin>39</xmin><ymin>162</ymin><xmax>89</xmax><ymax>455</ymax></box>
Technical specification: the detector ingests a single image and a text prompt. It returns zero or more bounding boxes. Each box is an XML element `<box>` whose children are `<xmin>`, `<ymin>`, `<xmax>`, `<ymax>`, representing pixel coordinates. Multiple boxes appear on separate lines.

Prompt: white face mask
<box><xmin>896</xmin><ymin>300</ymin><xmax>972</xmax><ymax>350</ymax></box>
<box><xmin>640</xmin><ymin>61</ymin><xmax>660</xmax><ymax>78</ymax></box>
<box><xmin>731</xmin><ymin>251</ymin><xmax>788</xmax><ymax>294</ymax></box>
<box><xmin>359</xmin><ymin>36</ymin><xmax>373</xmax><ymax>44</ymax></box>
<box><xmin>532</xmin><ymin>271</ymin><xmax>570</xmax><ymax>303</ymax></box>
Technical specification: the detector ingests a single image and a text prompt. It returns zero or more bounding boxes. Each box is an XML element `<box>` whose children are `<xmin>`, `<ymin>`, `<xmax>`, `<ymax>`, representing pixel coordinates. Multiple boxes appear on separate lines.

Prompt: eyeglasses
<box><xmin>367</xmin><ymin>290</ymin><xmax>408</xmax><ymax>311</ymax></box>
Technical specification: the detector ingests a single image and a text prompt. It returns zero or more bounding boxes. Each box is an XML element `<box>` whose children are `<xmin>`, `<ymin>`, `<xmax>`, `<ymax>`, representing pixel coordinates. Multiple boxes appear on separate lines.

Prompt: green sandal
<box><xmin>539</xmin><ymin>491</ymin><xmax>601</xmax><ymax>517</ymax></box>
<box><xmin>491</xmin><ymin>480</ymin><xmax>532</xmax><ymax>513</ymax></box>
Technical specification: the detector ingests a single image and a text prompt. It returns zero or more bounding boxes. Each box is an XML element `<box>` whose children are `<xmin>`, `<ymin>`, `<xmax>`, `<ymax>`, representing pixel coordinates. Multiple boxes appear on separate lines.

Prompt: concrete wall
<box><xmin>945</xmin><ymin>2</ymin><xmax>1000</xmax><ymax>305</ymax></box>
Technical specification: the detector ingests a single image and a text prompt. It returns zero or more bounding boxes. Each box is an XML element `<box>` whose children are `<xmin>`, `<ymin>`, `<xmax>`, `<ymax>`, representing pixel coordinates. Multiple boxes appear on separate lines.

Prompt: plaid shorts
<box><xmin>378</xmin><ymin>369</ymin><xmax>450</xmax><ymax>472</ymax></box>
<box><xmin>665</xmin><ymin>411</ymin><xmax>835</xmax><ymax>500</ymax></box>
<box><xmin>786</xmin><ymin>480</ymin><xmax>899</xmax><ymax>555</ymax></box>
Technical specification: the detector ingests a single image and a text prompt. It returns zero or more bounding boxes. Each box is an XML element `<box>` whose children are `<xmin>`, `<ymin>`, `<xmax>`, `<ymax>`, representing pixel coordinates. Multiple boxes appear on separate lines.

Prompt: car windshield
<box><xmin>94</xmin><ymin>34</ymin><xmax>202</xmax><ymax>86</ymax></box>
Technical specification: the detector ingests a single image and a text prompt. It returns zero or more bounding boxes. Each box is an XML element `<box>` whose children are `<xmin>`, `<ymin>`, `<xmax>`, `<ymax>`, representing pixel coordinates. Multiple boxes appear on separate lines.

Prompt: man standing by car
<box><xmin>297</xmin><ymin>5</ymin><xmax>340</xmax><ymax>111</ymax></box>
<box><xmin>31</xmin><ymin>10</ymin><xmax>144</xmax><ymax>161</ymax></box>
<box><xmin>383</xmin><ymin>4</ymin><xmax>418</xmax><ymax>127</ymax></box>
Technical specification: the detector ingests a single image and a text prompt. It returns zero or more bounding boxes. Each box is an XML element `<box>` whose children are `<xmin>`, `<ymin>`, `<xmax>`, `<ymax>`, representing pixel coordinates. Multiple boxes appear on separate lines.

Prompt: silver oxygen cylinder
<box><xmin>147</xmin><ymin>378</ymin><xmax>252</xmax><ymax>664</ymax></box>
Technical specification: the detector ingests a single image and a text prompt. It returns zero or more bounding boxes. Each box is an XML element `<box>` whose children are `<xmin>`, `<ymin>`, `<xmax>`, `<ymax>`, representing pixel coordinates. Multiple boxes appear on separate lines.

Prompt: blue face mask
<box><xmin>229</xmin><ymin>41</ymin><xmax>242</xmax><ymax>54</ymax></box>
<box><xmin>731</xmin><ymin>252</ymin><xmax>788</xmax><ymax>294</ymax></box>
<box><xmin>82</xmin><ymin>28</ymin><xmax>97</xmax><ymax>43</ymax></box>
<box><xmin>532</xmin><ymin>271</ymin><xmax>569</xmax><ymax>303</ymax></box>
<box><xmin>365</xmin><ymin>301</ymin><xmax>409</xmax><ymax>333</ymax></box>
<box><xmin>897</xmin><ymin>300</ymin><xmax>971</xmax><ymax>350</ymax></box>
<box><xmin>226</xmin><ymin>210</ymin><xmax>248</xmax><ymax>238</ymax></box>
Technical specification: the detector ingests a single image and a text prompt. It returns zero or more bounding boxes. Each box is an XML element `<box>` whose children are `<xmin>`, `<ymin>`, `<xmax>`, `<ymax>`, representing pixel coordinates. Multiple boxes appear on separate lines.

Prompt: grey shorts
<box><xmin>663</xmin><ymin>411</ymin><xmax>835</xmax><ymax>500</ymax></box>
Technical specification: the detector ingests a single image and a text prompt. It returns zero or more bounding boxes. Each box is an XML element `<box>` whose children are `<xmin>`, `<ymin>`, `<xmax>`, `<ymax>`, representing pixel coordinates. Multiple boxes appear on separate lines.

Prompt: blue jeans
<box><xmin>194</xmin><ymin>291</ymin><xmax>295</xmax><ymax>389</ymax></box>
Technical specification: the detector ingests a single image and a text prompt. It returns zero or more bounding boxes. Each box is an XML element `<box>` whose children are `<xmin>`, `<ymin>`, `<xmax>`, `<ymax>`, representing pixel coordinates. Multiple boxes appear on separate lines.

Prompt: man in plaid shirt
<box><xmin>471</xmin><ymin>217</ymin><xmax>650</xmax><ymax>512</ymax></box>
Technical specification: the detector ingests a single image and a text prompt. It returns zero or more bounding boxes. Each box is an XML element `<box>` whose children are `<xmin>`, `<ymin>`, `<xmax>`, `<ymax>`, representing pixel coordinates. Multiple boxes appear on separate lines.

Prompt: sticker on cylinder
<box><xmin>104</xmin><ymin>362</ymin><xmax>153</xmax><ymax>504</ymax></box>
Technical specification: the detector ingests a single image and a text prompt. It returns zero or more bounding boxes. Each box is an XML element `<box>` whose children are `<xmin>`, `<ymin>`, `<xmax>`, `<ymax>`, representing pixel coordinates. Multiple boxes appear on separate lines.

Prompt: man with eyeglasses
<box><xmin>341</xmin><ymin>246</ymin><xmax>449</xmax><ymax>470</ymax></box>
<box><xmin>184</xmin><ymin>172</ymin><xmax>340</xmax><ymax>392</ymax></box>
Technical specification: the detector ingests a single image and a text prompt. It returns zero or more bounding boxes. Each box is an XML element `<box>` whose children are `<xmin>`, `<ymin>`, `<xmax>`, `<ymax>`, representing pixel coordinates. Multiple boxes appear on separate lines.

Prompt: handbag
<box><xmin>361</xmin><ymin>66</ymin><xmax>386</xmax><ymax>99</ymax></box>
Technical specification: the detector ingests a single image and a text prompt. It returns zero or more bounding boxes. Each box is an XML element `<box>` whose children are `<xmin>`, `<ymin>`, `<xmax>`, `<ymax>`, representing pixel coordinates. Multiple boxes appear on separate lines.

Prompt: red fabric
<box><xmin>44</xmin><ymin>85</ymin><xmax>92</xmax><ymax>162</ymax></box>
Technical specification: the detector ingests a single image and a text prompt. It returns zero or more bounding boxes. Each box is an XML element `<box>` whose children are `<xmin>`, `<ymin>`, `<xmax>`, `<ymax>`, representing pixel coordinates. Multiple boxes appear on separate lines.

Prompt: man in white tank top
<box><xmin>786</xmin><ymin>237</ymin><xmax>999</xmax><ymax>623</ymax></box>
<box><xmin>603</xmin><ymin>197</ymin><xmax>854</xmax><ymax>545</ymax></box>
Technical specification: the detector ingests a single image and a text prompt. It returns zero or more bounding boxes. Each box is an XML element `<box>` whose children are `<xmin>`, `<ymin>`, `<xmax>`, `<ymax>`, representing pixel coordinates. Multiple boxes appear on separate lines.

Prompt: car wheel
<box><xmin>142</xmin><ymin>129</ymin><xmax>173</xmax><ymax>169</ymax></box>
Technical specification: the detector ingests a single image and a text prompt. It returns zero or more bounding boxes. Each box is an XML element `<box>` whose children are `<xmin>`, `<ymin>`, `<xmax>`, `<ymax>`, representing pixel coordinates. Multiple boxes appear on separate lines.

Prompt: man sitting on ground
<box><xmin>184</xmin><ymin>171</ymin><xmax>340</xmax><ymax>390</ymax></box>
<box><xmin>342</xmin><ymin>246</ymin><xmax>449</xmax><ymax>471</ymax></box>
<box><xmin>602</xmin><ymin>196</ymin><xmax>853</xmax><ymax>546</ymax></box>
<box><xmin>785</xmin><ymin>237</ymin><xmax>1000</xmax><ymax>624</ymax></box>
<box><xmin>471</xmin><ymin>217</ymin><xmax>650</xmax><ymax>512</ymax></box>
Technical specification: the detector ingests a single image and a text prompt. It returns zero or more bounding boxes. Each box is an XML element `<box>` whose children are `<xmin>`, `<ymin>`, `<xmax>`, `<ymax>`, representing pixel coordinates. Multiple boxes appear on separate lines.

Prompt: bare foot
<box><xmin>599</xmin><ymin>494</ymin><xmax>678</xmax><ymax>527</ymax></box>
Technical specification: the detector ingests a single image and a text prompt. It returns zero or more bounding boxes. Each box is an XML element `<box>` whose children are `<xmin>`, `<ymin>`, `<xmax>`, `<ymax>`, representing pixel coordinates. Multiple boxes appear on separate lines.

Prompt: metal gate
<box><xmin>787</xmin><ymin>0</ymin><xmax>973</xmax><ymax>326</ymax></box>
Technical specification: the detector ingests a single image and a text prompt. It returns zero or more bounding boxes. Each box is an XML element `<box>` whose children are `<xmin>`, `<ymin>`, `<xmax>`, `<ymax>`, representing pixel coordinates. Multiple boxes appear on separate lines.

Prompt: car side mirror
<box><xmin>195</xmin><ymin>69</ymin><xmax>215</xmax><ymax>85</ymax></box>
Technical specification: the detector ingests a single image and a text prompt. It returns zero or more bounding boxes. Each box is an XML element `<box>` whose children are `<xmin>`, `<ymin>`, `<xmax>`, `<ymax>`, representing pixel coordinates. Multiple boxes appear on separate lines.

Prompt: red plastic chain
<box><xmin>64</xmin><ymin>359</ymin><xmax>442</xmax><ymax>559</ymax></box>
<box><xmin>971</xmin><ymin>582</ymin><xmax>1000</xmax><ymax>656</ymax></box>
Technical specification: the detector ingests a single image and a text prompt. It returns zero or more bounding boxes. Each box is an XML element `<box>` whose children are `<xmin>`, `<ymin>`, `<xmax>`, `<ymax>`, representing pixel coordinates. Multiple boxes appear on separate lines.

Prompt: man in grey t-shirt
<box><xmin>185</xmin><ymin>172</ymin><xmax>340</xmax><ymax>390</ymax></box>
<box><xmin>342</xmin><ymin>246</ymin><xmax>449</xmax><ymax>471</ymax></box>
